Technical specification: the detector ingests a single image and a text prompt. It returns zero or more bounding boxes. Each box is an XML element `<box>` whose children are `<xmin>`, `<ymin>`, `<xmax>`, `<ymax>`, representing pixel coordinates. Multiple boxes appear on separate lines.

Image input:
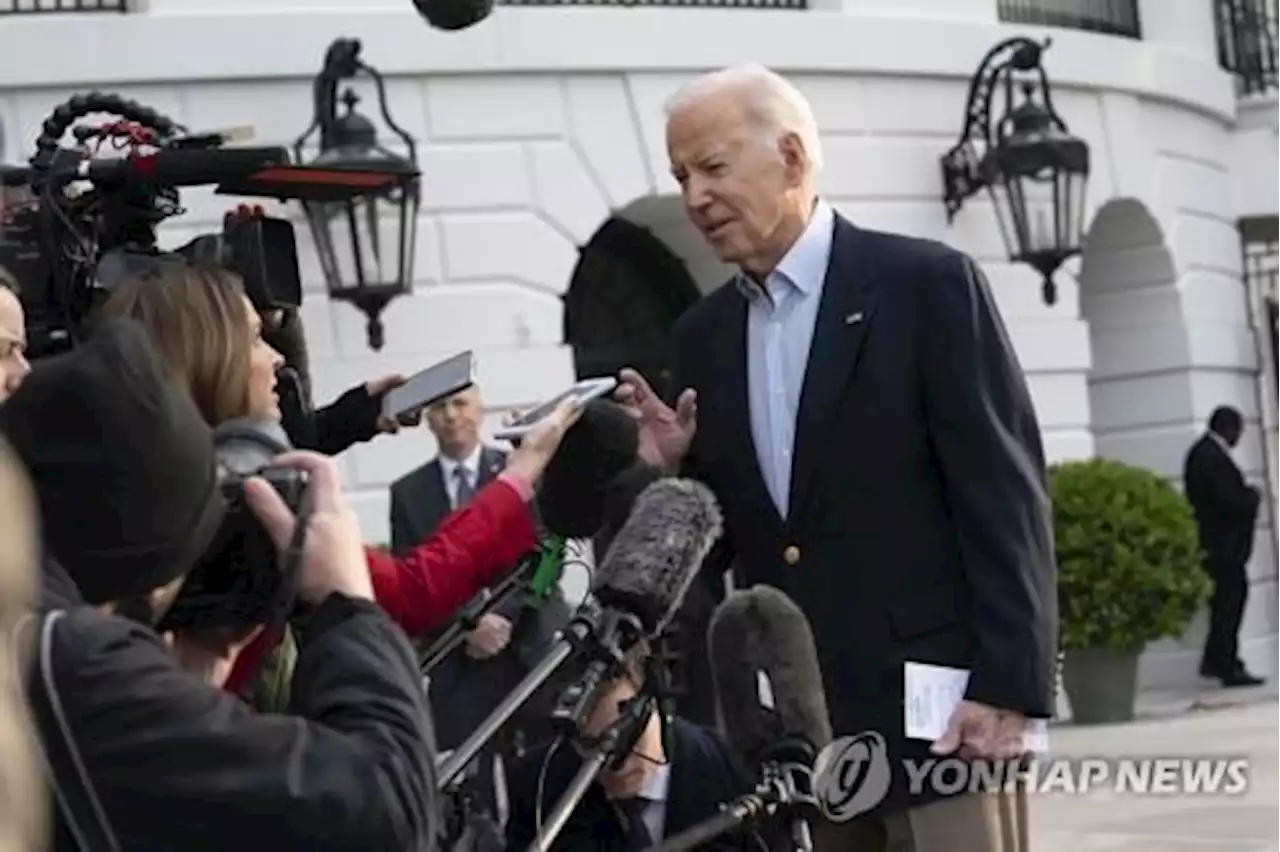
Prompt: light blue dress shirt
<box><xmin>736</xmin><ymin>200</ymin><xmax>836</xmax><ymax>519</ymax></box>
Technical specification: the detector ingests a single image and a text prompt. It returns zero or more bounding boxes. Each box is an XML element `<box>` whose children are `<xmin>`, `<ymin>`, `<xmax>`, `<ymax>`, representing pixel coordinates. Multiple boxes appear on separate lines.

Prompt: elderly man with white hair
<box><xmin>616</xmin><ymin>64</ymin><xmax>1056</xmax><ymax>852</ymax></box>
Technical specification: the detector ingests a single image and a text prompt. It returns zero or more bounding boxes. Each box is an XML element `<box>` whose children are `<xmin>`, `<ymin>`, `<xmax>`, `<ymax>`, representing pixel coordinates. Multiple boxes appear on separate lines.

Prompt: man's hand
<box><xmin>464</xmin><ymin>614</ymin><xmax>513</xmax><ymax>659</ymax></box>
<box><xmin>365</xmin><ymin>374</ymin><xmax>407</xmax><ymax>434</ymax></box>
<box><xmin>931</xmin><ymin>700</ymin><xmax>1028</xmax><ymax>760</ymax></box>
<box><xmin>614</xmin><ymin>367</ymin><xmax>696</xmax><ymax>473</ymax></box>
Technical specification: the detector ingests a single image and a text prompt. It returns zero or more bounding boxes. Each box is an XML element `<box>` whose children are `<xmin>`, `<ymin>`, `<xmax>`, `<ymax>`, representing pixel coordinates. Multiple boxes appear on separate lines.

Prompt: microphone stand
<box><xmin>419</xmin><ymin>561</ymin><xmax>530</xmax><ymax>675</ymax></box>
<box><xmin>527</xmin><ymin>690</ymin><xmax>658</xmax><ymax>852</ymax></box>
<box><xmin>647</xmin><ymin>762</ymin><xmax>818</xmax><ymax>852</ymax></box>
<box><xmin>437</xmin><ymin>600</ymin><xmax>648</xmax><ymax>791</ymax></box>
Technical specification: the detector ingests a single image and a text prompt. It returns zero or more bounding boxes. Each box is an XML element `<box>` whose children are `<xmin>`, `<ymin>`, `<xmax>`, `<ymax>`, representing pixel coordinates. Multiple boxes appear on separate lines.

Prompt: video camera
<box><xmin>0</xmin><ymin>90</ymin><xmax>411</xmax><ymax>358</ymax></box>
<box><xmin>157</xmin><ymin>419</ymin><xmax>310</xmax><ymax>636</ymax></box>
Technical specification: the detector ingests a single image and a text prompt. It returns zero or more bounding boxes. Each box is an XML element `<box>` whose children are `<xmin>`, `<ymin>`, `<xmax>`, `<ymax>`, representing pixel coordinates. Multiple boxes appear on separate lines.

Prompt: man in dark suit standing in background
<box><xmin>390</xmin><ymin>384</ymin><xmax>568</xmax><ymax>831</ymax></box>
<box><xmin>617</xmin><ymin>64</ymin><xmax>1056</xmax><ymax>852</ymax></box>
<box><xmin>1184</xmin><ymin>405</ymin><xmax>1264</xmax><ymax>687</ymax></box>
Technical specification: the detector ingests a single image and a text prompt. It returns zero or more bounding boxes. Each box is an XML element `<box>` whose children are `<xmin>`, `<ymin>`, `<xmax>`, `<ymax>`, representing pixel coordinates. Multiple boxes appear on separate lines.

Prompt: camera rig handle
<box><xmin>31</xmin><ymin>92</ymin><xmax>185</xmax><ymax>171</ymax></box>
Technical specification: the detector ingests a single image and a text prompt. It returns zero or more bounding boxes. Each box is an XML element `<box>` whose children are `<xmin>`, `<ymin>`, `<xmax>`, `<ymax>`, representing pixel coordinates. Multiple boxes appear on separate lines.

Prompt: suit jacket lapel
<box><xmin>662</xmin><ymin>722</ymin><xmax>695</xmax><ymax>837</ymax></box>
<box><xmin>478</xmin><ymin>446</ymin><xmax>505</xmax><ymax>486</ymax></box>
<box><xmin>789</xmin><ymin>217</ymin><xmax>878</xmax><ymax>523</ymax></box>
<box><xmin>418</xmin><ymin>459</ymin><xmax>450</xmax><ymax>532</ymax></box>
<box><xmin>718</xmin><ymin>297</ymin><xmax>784</xmax><ymax>530</ymax></box>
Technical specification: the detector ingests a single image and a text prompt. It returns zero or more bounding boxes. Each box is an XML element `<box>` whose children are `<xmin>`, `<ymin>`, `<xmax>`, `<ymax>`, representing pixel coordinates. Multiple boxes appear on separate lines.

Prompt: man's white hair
<box><xmin>665</xmin><ymin>63</ymin><xmax>824</xmax><ymax>175</ymax></box>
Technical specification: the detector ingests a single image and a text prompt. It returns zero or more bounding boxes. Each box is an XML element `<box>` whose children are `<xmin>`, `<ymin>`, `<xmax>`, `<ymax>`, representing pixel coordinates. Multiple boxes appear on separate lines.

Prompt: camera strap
<box><xmin>17</xmin><ymin>610</ymin><xmax>121</xmax><ymax>851</ymax></box>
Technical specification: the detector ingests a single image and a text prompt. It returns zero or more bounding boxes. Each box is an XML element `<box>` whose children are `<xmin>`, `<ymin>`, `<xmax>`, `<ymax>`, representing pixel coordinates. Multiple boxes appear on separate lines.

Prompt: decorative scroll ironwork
<box><xmin>1216</xmin><ymin>0</ymin><xmax>1279</xmax><ymax>96</ymax></box>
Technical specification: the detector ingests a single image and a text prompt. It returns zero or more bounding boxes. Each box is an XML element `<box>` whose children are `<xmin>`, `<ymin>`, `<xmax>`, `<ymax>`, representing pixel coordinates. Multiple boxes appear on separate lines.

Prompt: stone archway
<box><xmin>1076</xmin><ymin>198</ymin><xmax>1209</xmax><ymax>690</ymax></box>
<box><xmin>561</xmin><ymin>194</ymin><xmax>729</xmax><ymax>394</ymax></box>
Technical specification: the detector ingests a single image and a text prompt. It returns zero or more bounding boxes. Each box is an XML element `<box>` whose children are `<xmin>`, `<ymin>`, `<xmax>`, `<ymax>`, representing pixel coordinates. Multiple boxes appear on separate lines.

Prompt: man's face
<box><xmin>582</xmin><ymin>678</ymin><xmax>661</xmax><ymax>800</ymax></box>
<box><xmin>0</xmin><ymin>289</ymin><xmax>30</xmax><ymax>405</ymax></box>
<box><xmin>1222</xmin><ymin>422</ymin><xmax>1243</xmax><ymax>448</ymax></box>
<box><xmin>424</xmin><ymin>386</ymin><xmax>483</xmax><ymax>456</ymax></box>
<box><xmin>666</xmin><ymin>91</ymin><xmax>807</xmax><ymax>276</ymax></box>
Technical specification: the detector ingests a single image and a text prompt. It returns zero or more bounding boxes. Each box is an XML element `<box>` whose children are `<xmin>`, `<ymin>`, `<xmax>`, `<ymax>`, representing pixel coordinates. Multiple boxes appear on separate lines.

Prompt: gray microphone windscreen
<box><xmin>708</xmin><ymin>585</ymin><xmax>833</xmax><ymax>768</ymax></box>
<box><xmin>591</xmin><ymin>477</ymin><xmax>722</xmax><ymax>635</ymax></box>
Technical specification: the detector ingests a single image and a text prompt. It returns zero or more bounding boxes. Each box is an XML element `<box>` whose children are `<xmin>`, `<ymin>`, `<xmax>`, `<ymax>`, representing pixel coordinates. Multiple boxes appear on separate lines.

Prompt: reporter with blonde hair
<box><xmin>99</xmin><ymin>263</ymin><xmax>578</xmax><ymax>703</ymax></box>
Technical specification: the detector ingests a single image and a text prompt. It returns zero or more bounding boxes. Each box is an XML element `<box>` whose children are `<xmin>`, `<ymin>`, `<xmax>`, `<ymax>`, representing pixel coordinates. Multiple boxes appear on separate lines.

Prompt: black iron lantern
<box><xmin>940</xmin><ymin>37</ymin><xmax>1090</xmax><ymax>305</ymax></box>
<box><xmin>294</xmin><ymin>38</ymin><xmax>420</xmax><ymax>351</ymax></box>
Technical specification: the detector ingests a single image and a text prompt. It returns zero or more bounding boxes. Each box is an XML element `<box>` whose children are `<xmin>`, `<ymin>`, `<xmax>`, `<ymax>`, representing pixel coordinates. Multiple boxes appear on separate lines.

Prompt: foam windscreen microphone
<box><xmin>535</xmin><ymin>399</ymin><xmax>640</xmax><ymax>538</ymax></box>
<box><xmin>708</xmin><ymin>585</ymin><xmax>833</xmax><ymax>770</ymax></box>
<box><xmin>412</xmin><ymin>0</ymin><xmax>493</xmax><ymax>30</ymax></box>
<box><xmin>591</xmin><ymin>477</ymin><xmax>723</xmax><ymax>636</ymax></box>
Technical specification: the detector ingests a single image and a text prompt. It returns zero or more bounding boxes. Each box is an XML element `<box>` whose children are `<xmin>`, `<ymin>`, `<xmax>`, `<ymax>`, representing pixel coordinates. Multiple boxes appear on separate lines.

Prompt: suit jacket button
<box><xmin>783</xmin><ymin>545</ymin><xmax>801</xmax><ymax>565</ymax></box>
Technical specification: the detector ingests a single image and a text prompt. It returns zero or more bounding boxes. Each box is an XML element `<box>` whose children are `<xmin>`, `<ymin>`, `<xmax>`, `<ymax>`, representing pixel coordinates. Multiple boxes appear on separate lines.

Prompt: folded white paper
<box><xmin>904</xmin><ymin>661</ymin><xmax>1049</xmax><ymax>753</ymax></box>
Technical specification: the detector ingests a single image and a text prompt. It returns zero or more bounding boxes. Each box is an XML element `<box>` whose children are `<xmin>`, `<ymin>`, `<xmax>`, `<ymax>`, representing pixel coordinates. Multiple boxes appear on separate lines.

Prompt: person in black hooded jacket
<box><xmin>0</xmin><ymin>317</ymin><xmax>439</xmax><ymax>852</ymax></box>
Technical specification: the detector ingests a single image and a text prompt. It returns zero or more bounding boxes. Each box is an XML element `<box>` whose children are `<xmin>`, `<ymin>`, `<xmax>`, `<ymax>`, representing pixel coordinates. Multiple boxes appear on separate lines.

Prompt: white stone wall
<box><xmin>0</xmin><ymin>0</ymin><xmax>1273</xmax><ymax>684</ymax></box>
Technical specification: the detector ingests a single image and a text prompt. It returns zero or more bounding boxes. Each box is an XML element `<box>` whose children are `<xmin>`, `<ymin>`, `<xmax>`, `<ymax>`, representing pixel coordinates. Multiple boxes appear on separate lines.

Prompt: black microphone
<box><xmin>705</xmin><ymin>585</ymin><xmax>832</xmax><ymax>852</ymax></box>
<box><xmin>413</xmin><ymin>0</ymin><xmax>493</xmax><ymax>31</ymax></box>
<box><xmin>536</xmin><ymin>398</ymin><xmax>639</xmax><ymax>539</ymax></box>
<box><xmin>53</xmin><ymin>146</ymin><xmax>290</xmax><ymax>188</ymax></box>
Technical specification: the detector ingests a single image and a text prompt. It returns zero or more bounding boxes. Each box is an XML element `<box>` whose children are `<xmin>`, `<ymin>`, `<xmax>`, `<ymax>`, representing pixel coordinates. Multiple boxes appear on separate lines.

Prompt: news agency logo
<box><xmin>812</xmin><ymin>732</ymin><xmax>1252</xmax><ymax>823</ymax></box>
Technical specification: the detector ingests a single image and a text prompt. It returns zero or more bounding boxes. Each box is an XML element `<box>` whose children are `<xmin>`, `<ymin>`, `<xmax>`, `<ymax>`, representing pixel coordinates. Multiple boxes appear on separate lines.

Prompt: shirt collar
<box><xmin>439</xmin><ymin>444</ymin><xmax>483</xmax><ymax>481</ymax></box>
<box><xmin>1207</xmin><ymin>431</ymin><xmax>1235</xmax><ymax>457</ymax></box>
<box><xmin>637</xmin><ymin>761</ymin><xmax>671</xmax><ymax>803</ymax></box>
<box><xmin>735</xmin><ymin>198</ymin><xmax>836</xmax><ymax>303</ymax></box>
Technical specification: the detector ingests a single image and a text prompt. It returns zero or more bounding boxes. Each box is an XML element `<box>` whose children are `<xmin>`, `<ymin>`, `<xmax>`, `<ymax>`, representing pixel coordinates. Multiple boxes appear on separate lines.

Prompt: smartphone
<box><xmin>381</xmin><ymin>351</ymin><xmax>476</xmax><ymax>422</ymax></box>
<box><xmin>493</xmin><ymin>377</ymin><xmax>618</xmax><ymax>441</ymax></box>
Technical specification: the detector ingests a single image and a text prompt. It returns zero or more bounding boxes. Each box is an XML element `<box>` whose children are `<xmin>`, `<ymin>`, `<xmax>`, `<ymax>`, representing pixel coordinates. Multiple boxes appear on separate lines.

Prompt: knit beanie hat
<box><xmin>0</xmin><ymin>317</ymin><xmax>226</xmax><ymax>605</ymax></box>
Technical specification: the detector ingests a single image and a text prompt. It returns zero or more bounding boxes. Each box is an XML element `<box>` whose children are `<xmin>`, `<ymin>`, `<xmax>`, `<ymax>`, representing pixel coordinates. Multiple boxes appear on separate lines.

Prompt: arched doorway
<box><xmin>561</xmin><ymin>195</ymin><xmax>732</xmax><ymax>395</ymax></box>
<box><xmin>1077</xmin><ymin>199</ymin><xmax>1221</xmax><ymax>689</ymax></box>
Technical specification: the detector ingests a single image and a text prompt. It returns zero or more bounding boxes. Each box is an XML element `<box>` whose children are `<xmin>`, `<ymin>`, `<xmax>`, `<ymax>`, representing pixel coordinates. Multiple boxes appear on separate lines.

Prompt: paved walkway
<box><xmin>1032</xmin><ymin>692</ymin><xmax>1278</xmax><ymax>851</ymax></box>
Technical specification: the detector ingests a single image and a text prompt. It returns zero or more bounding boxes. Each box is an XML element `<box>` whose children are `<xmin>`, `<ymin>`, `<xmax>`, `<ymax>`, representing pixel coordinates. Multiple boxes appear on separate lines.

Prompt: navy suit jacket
<box><xmin>505</xmin><ymin>717</ymin><xmax>754</xmax><ymax>852</ymax></box>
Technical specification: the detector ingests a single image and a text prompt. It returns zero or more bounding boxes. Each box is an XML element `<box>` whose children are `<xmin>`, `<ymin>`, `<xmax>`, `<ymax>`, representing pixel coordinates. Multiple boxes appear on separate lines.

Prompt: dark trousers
<box><xmin>1202</xmin><ymin>557</ymin><xmax>1249</xmax><ymax>673</ymax></box>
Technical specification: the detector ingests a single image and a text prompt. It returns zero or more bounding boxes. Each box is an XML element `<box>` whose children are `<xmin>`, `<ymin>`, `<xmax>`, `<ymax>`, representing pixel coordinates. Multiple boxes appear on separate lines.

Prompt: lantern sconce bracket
<box><xmin>939</xmin><ymin>36</ymin><xmax>1060</xmax><ymax>224</ymax></box>
<box><xmin>293</xmin><ymin>38</ymin><xmax>418</xmax><ymax>167</ymax></box>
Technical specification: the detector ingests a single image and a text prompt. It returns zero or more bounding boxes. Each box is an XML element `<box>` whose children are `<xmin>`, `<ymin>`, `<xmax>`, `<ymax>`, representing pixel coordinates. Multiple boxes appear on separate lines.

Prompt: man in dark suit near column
<box><xmin>1184</xmin><ymin>405</ymin><xmax>1264</xmax><ymax>687</ymax></box>
<box><xmin>616</xmin><ymin>64</ymin><xmax>1056</xmax><ymax>852</ymax></box>
<box><xmin>390</xmin><ymin>384</ymin><xmax>569</xmax><ymax>831</ymax></box>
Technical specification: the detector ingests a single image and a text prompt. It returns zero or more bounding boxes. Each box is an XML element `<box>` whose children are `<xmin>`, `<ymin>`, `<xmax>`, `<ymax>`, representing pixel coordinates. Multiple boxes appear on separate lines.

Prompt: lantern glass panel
<box><xmin>983</xmin><ymin>134</ymin><xmax>1089</xmax><ymax>272</ymax></box>
<box><xmin>303</xmin><ymin>182</ymin><xmax>419</xmax><ymax>298</ymax></box>
<box><xmin>303</xmin><ymin>140</ymin><xmax>420</xmax><ymax>298</ymax></box>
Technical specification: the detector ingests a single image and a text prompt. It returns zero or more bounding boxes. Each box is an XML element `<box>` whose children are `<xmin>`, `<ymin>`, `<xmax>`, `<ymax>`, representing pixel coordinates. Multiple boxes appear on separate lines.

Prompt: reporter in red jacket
<box><xmin>95</xmin><ymin>260</ymin><xmax>584</xmax><ymax>698</ymax></box>
<box><xmin>225</xmin><ymin>397</ymin><xmax>583</xmax><ymax>696</ymax></box>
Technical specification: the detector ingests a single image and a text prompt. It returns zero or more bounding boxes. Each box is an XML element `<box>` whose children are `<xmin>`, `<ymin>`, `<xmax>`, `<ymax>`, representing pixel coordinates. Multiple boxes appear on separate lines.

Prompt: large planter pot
<box><xmin>1061</xmin><ymin>648</ymin><xmax>1140</xmax><ymax>725</ymax></box>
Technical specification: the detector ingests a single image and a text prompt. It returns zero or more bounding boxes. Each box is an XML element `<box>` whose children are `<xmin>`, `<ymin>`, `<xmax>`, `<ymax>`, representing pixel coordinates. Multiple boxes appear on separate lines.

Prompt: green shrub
<box><xmin>1050</xmin><ymin>458</ymin><xmax>1209</xmax><ymax>652</ymax></box>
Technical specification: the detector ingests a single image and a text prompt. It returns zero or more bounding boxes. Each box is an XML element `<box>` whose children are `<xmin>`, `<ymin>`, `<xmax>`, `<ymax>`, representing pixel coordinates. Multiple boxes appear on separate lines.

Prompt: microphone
<box><xmin>54</xmin><ymin>146</ymin><xmax>290</xmax><ymax>188</ymax></box>
<box><xmin>535</xmin><ymin>398</ymin><xmax>640</xmax><ymax>539</ymax></box>
<box><xmin>591</xmin><ymin>477</ymin><xmax>722</xmax><ymax>635</ymax></box>
<box><xmin>436</xmin><ymin>477</ymin><xmax>722</xmax><ymax>794</ymax></box>
<box><xmin>412</xmin><ymin>0</ymin><xmax>493</xmax><ymax>31</ymax></box>
<box><xmin>699</xmin><ymin>585</ymin><xmax>832</xmax><ymax>852</ymax></box>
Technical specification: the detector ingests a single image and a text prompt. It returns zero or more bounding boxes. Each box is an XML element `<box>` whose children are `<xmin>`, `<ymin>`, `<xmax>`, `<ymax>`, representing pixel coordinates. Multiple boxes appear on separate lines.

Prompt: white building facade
<box><xmin>1</xmin><ymin>0</ymin><xmax>1276</xmax><ymax>690</ymax></box>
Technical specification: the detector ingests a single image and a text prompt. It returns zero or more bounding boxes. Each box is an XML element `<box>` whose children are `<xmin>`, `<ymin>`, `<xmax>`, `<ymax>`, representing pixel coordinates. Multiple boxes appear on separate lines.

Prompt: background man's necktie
<box><xmin>617</xmin><ymin>797</ymin><xmax>653</xmax><ymax>851</ymax></box>
<box><xmin>454</xmin><ymin>466</ymin><xmax>476</xmax><ymax>508</ymax></box>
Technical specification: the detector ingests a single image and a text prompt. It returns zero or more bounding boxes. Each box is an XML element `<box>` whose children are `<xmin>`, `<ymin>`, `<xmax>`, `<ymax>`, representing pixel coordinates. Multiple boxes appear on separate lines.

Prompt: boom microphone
<box><xmin>702</xmin><ymin>585</ymin><xmax>831</xmax><ymax>852</ymax></box>
<box><xmin>708</xmin><ymin>585</ymin><xmax>832</xmax><ymax>770</ymax></box>
<box><xmin>591</xmin><ymin>477</ymin><xmax>723</xmax><ymax>635</ymax></box>
<box><xmin>436</xmin><ymin>477</ymin><xmax>722</xmax><ymax>792</ymax></box>
<box><xmin>413</xmin><ymin>0</ymin><xmax>493</xmax><ymax>31</ymax></box>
